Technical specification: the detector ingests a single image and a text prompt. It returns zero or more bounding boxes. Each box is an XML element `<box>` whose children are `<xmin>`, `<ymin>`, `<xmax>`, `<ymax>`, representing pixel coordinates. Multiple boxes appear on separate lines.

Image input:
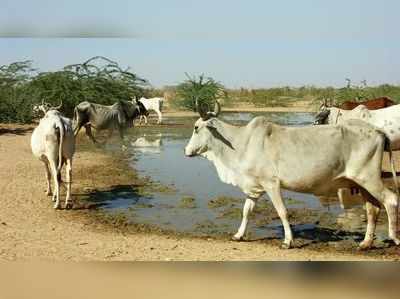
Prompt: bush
<box><xmin>227</xmin><ymin>84</ymin><xmax>400</xmax><ymax>108</ymax></box>
<box><xmin>0</xmin><ymin>61</ymin><xmax>38</xmax><ymax>123</ymax></box>
<box><xmin>174</xmin><ymin>74</ymin><xmax>225</xmax><ymax>111</ymax></box>
<box><xmin>0</xmin><ymin>57</ymin><xmax>148</xmax><ymax>123</ymax></box>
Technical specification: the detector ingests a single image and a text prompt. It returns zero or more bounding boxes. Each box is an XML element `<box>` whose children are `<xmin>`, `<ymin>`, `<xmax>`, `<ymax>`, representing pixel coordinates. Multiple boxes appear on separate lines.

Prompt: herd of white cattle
<box><xmin>30</xmin><ymin>97</ymin><xmax>400</xmax><ymax>250</ymax></box>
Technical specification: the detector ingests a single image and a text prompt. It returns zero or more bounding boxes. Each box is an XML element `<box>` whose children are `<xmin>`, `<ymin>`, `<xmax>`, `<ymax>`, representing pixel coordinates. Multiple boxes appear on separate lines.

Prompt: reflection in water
<box><xmin>131</xmin><ymin>134</ymin><xmax>163</xmax><ymax>154</ymax></box>
<box><xmin>96</xmin><ymin>111</ymin><xmax>388</xmax><ymax>242</ymax></box>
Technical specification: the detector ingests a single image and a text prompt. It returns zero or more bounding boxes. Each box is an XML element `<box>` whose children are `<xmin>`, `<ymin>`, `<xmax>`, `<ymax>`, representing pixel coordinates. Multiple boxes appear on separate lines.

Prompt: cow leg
<box><xmin>73</xmin><ymin>124</ymin><xmax>82</xmax><ymax>137</ymax></box>
<box><xmin>49</xmin><ymin>159</ymin><xmax>61</xmax><ymax>209</ymax></box>
<box><xmin>382</xmin><ymin>189</ymin><xmax>400</xmax><ymax>245</ymax></box>
<box><xmin>358</xmin><ymin>188</ymin><xmax>381</xmax><ymax>249</ymax></box>
<box><xmin>65</xmin><ymin>158</ymin><xmax>73</xmax><ymax>209</ymax></box>
<box><xmin>232</xmin><ymin>197</ymin><xmax>257</xmax><ymax>241</ymax></box>
<box><xmin>84</xmin><ymin>124</ymin><xmax>97</xmax><ymax>143</ymax></box>
<box><xmin>144</xmin><ymin>115</ymin><xmax>148</xmax><ymax>125</ymax></box>
<box><xmin>155</xmin><ymin>109</ymin><xmax>162</xmax><ymax>124</ymax></box>
<box><xmin>337</xmin><ymin>188</ymin><xmax>345</xmax><ymax>209</ymax></box>
<box><xmin>264</xmin><ymin>179</ymin><xmax>293</xmax><ymax>249</ymax></box>
<box><xmin>44</xmin><ymin>161</ymin><xmax>52</xmax><ymax>196</ymax></box>
<box><xmin>359</xmin><ymin>200</ymin><xmax>380</xmax><ymax>250</ymax></box>
<box><xmin>356</xmin><ymin>181</ymin><xmax>400</xmax><ymax>246</ymax></box>
<box><xmin>119</xmin><ymin>127</ymin><xmax>125</xmax><ymax>140</ymax></box>
<box><xmin>103</xmin><ymin>129</ymin><xmax>114</xmax><ymax>144</ymax></box>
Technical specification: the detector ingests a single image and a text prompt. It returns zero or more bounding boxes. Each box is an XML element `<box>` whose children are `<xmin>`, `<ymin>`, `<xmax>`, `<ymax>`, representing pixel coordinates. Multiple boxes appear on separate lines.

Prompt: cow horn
<box><xmin>207</xmin><ymin>100</ymin><xmax>221</xmax><ymax>118</ymax></box>
<box><xmin>319</xmin><ymin>98</ymin><xmax>327</xmax><ymax>111</ymax></box>
<box><xmin>50</xmin><ymin>100</ymin><xmax>63</xmax><ymax>111</ymax></box>
<box><xmin>196</xmin><ymin>98</ymin><xmax>210</xmax><ymax>120</ymax></box>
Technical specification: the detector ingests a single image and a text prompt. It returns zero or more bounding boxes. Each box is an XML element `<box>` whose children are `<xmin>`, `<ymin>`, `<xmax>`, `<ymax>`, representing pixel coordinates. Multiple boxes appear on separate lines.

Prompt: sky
<box><xmin>0</xmin><ymin>0</ymin><xmax>399</xmax><ymax>88</ymax></box>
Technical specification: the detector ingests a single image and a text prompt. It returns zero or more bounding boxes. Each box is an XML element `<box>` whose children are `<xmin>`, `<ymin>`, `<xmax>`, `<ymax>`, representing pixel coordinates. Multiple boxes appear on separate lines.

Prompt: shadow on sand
<box><xmin>72</xmin><ymin>184</ymin><xmax>149</xmax><ymax>210</ymax></box>
<box><xmin>0</xmin><ymin>127</ymin><xmax>33</xmax><ymax>136</ymax></box>
<box><xmin>239</xmin><ymin>225</ymin><xmax>365</xmax><ymax>249</ymax></box>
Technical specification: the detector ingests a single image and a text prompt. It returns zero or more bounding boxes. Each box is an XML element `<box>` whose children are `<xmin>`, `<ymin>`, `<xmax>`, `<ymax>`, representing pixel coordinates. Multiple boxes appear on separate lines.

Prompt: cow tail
<box><xmin>386</xmin><ymin>138</ymin><xmax>399</xmax><ymax>194</ymax></box>
<box><xmin>57</xmin><ymin>119</ymin><xmax>65</xmax><ymax>172</ymax></box>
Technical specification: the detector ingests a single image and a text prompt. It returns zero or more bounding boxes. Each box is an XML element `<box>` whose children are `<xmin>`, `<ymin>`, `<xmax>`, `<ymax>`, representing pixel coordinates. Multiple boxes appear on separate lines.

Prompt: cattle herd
<box><xmin>30</xmin><ymin>96</ymin><xmax>400</xmax><ymax>250</ymax></box>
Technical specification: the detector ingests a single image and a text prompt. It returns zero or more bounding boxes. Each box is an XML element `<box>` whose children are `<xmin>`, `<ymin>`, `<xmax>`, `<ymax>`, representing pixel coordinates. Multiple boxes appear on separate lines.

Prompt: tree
<box><xmin>0</xmin><ymin>57</ymin><xmax>149</xmax><ymax>123</ymax></box>
<box><xmin>175</xmin><ymin>73</ymin><xmax>225</xmax><ymax>111</ymax></box>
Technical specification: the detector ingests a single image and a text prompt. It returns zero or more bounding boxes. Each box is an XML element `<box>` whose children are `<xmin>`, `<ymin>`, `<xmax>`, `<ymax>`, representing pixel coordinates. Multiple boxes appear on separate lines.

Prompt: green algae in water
<box><xmin>178</xmin><ymin>196</ymin><xmax>196</xmax><ymax>209</ymax></box>
<box><xmin>208</xmin><ymin>196</ymin><xmax>241</xmax><ymax>209</ymax></box>
<box><xmin>218</xmin><ymin>207</ymin><xmax>242</xmax><ymax>220</ymax></box>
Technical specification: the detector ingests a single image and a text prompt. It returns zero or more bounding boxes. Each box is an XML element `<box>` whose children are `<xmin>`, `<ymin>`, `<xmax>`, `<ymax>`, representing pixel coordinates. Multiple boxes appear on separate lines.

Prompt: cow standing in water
<box><xmin>73</xmin><ymin>100</ymin><xmax>140</xmax><ymax>143</ymax></box>
<box><xmin>133</xmin><ymin>97</ymin><xmax>164</xmax><ymax>124</ymax></box>
<box><xmin>185</xmin><ymin>101</ymin><xmax>399</xmax><ymax>249</ymax></box>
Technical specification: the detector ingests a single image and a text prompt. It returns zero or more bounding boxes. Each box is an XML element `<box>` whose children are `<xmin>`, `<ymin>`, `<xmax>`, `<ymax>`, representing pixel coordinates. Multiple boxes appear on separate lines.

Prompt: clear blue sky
<box><xmin>1</xmin><ymin>0</ymin><xmax>399</xmax><ymax>88</ymax></box>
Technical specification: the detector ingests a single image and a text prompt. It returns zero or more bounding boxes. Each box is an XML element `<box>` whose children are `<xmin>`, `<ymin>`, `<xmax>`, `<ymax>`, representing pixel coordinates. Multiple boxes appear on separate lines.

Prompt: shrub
<box><xmin>174</xmin><ymin>74</ymin><xmax>225</xmax><ymax>111</ymax></box>
<box><xmin>0</xmin><ymin>57</ymin><xmax>148</xmax><ymax>123</ymax></box>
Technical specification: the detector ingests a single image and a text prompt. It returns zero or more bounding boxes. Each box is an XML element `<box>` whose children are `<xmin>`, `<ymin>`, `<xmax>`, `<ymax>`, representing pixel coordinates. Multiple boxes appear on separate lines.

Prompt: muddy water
<box><xmin>97</xmin><ymin>112</ymin><xmax>390</xmax><ymax>246</ymax></box>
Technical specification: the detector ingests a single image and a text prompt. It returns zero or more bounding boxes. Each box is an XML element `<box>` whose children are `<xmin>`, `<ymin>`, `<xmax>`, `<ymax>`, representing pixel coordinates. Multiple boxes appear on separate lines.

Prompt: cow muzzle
<box><xmin>184</xmin><ymin>147</ymin><xmax>196</xmax><ymax>157</ymax></box>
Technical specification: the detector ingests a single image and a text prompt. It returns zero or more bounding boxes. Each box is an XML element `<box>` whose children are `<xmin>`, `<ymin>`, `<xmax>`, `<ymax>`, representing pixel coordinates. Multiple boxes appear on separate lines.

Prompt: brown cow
<box><xmin>338</xmin><ymin>96</ymin><xmax>394</xmax><ymax>110</ymax></box>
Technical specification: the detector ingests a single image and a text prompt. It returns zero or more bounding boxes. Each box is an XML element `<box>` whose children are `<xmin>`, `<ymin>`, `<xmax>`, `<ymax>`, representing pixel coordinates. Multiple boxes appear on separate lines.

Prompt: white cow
<box><xmin>134</xmin><ymin>97</ymin><xmax>164</xmax><ymax>124</ymax></box>
<box><xmin>185</xmin><ymin>102</ymin><xmax>399</xmax><ymax>249</ymax></box>
<box><xmin>31</xmin><ymin>109</ymin><xmax>75</xmax><ymax>209</ymax></box>
<box><xmin>315</xmin><ymin>104</ymin><xmax>400</xmax><ymax>208</ymax></box>
<box><xmin>315</xmin><ymin>104</ymin><xmax>400</xmax><ymax>150</ymax></box>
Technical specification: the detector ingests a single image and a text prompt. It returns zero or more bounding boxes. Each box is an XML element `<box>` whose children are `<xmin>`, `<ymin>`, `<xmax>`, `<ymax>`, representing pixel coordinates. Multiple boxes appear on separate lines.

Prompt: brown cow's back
<box><xmin>338</xmin><ymin>96</ymin><xmax>394</xmax><ymax>110</ymax></box>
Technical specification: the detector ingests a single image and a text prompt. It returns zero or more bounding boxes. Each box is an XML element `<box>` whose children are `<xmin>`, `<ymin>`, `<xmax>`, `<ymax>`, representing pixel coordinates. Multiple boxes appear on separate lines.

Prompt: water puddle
<box><xmin>92</xmin><ymin>112</ymin><xmax>390</xmax><ymax>245</ymax></box>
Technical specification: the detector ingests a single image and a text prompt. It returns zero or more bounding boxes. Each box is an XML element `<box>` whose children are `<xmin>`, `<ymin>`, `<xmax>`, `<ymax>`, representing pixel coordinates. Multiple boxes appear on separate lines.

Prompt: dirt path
<box><xmin>0</xmin><ymin>123</ymin><xmax>396</xmax><ymax>261</ymax></box>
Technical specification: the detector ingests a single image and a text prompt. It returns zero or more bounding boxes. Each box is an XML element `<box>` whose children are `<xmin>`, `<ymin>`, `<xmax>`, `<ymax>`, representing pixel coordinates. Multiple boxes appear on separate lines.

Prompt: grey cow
<box><xmin>73</xmin><ymin>100</ymin><xmax>140</xmax><ymax>143</ymax></box>
<box><xmin>185</xmin><ymin>101</ymin><xmax>399</xmax><ymax>249</ymax></box>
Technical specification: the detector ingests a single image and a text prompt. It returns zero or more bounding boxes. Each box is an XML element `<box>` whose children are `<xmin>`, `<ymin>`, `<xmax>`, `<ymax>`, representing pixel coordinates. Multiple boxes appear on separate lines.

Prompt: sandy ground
<box><xmin>0</xmin><ymin>121</ymin><xmax>398</xmax><ymax>261</ymax></box>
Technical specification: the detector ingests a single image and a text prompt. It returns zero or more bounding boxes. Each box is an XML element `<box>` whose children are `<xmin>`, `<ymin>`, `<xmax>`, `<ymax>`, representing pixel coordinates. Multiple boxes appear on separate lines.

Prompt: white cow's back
<box><xmin>139</xmin><ymin>97</ymin><xmax>163</xmax><ymax>111</ymax></box>
<box><xmin>333</xmin><ymin>104</ymin><xmax>400</xmax><ymax>149</ymax></box>
<box><xmin>138</xmin><ymin>97</ymin><xmax>164</xmax><ymax>123</ymax></box>
<box><xmin>31</xmin><ymin>112</ymin><xmax>75</xmax><ymax>160</ymax></box>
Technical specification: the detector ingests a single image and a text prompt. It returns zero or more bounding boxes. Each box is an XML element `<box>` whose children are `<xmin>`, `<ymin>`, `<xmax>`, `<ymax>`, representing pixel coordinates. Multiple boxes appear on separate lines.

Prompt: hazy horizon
<box><xmin>1</xmin><ymin>0</ymin><xmax>399</xmax><ymax>88</ymax></box>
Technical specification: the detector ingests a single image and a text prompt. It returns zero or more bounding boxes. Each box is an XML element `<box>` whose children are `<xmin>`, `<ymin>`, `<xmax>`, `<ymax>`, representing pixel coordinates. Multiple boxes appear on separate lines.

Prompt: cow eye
<box><xmin>194</xmin><ymin>126</ymin><xmax>199</xmax><ymax>132</ymax></box>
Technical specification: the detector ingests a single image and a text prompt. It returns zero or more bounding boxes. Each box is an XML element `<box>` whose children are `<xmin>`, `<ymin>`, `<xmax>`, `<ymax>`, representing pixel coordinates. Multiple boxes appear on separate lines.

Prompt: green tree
<box><xmin>175</xmin><ymin>74</ymin><xmax>225</xmax><ymax>111</ymax></box>
<box><xmin>0</xmin><ymin>61</ymin><xmax>38</xmax><ymax>123</ymax></box>
<box><xmin>0</xmin><ymin>57</ymin><xmax>148</xmax><ymax>123</ymax></box>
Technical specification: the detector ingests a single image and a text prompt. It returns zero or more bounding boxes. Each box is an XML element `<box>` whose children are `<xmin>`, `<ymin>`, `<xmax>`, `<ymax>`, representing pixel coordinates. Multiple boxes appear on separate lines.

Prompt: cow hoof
<box><xmin>358</xmin><ymin>241</ymin><xmax>373</xmax><ymax>250</ymax></box>
<box><xmin>46</xmin><ymin>191</ymin><xmax>52</xmax><ymax>196</ymax></box>
<box><xmin>281</xmin><ymin>242</ymin><xmax>293</xmax><ymax>249</ymax></box>
<box><xmin>391</xmin><ymin>238</ymin><xmax>400</xmax><ymax>246</ymax></box>
<box><xmin>65</xmin><ymin>202</ymin><xmax>73</xmax><ymax>210</ymax></box>
<box><xmin>53</xmin><ymin>204</ymin><xmax>61</xmax><ymax>210</ymax></box>
<box><xmin>231</xmin><ymin>235</ymin><xmax>244</xmax><ymax>242</ymax></box>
